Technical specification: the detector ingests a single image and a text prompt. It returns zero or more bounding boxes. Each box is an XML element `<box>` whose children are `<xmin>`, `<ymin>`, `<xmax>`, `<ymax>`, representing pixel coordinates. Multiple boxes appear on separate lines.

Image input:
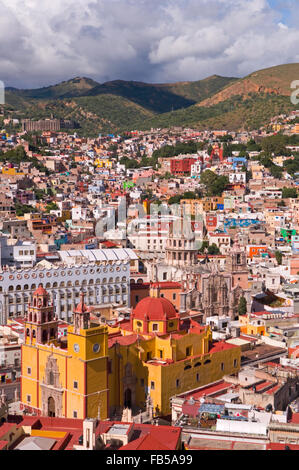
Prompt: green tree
<box><xmin>238</xmin><ymin>297</ymin><xmax>247</xmax><ymax>316</ymax></box>
<box><xmin>46</xmin><ymin>202</ymin><xmax>59</xmax><ymax>212</ymax></box>
<box><xmin>281</xmin><ymin>187</ymin><xmax>297</xmax><ymax>199</ymax></box>
<box><xmin>208</xmin><ymin>244</ymin><xmax>220</xmax><ymax>255</ymax></box>
<box><xmin>275</xmin><ymin>250</ymin><xmax>283</xmax><ymax>266</ymax></box>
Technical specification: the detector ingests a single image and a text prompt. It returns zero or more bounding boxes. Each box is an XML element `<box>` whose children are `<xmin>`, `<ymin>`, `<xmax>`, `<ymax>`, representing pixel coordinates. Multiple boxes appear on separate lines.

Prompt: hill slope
<box><xmin>129</xmin><ymin>94</ymin><xmax>295</xmax><ymax>132</ymax></box>
<box><xmin>3</xmin><ymin>63</ymin><xmax>299</xmax><ymax>135</ymax></box>
<box><xmin>86</xmin><ymin>75</ymin><xmax>237</xmax><ymax>113</ymax></box>
<box><xmin>9</xmin><ymin>77</ymin><xmax>100</xmax><ymax>100</ymax></box>
<box><xmin>199</xmin><ymin>63</ymin><xmax>299</xmax><ymax>107</ymax></box>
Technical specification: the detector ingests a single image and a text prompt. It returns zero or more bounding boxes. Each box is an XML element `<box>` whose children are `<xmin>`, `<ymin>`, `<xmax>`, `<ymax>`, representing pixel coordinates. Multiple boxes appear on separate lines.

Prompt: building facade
<box><xmin>21</xmin><ymin>287</ymin><xmax>109</xmax><ymax>420</ymax></box>
<box><xmin>0</xmin><ymin>249</ymin><xmax>136</xmax><ymax>324</ymax></box>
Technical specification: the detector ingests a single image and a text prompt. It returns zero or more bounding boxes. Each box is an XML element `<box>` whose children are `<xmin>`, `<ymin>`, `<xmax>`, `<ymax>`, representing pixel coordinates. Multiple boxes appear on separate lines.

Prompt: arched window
<box><xmin>204</xmin><ymin>359</ymin><xmax>211</xmax><ymax>365</ymax></box>
<box><xmin>49</xmin><ymin>371</ymin><xmax>54</xmax><ymax>385</ymax></box>
<box><xmin>53</xmin><ymin>282</ymin><xmax>58</xmax><ymax>288</ymax></box>
<box><xmin>16</xmin><ymin>285</ymin><xmax>21</xmax><ymax>291</ymax></box>
<box><xmin>184</xmin><ymin>365</ymin><xmax>192</xmax><ymax>371</ymax></box>
<box><xmin>194</xmin><ymin>362</ymin><xmax>201</xmax><ymax>367</ymax></box>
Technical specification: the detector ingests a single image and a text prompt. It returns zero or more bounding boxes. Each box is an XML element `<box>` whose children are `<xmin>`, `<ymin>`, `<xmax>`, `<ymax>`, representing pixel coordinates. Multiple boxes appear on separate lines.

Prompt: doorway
<box><xmin>48</xmin><ymin>397</ymin><xmax>55</xmax><ymax>417</ymax></box>
<box><xmin>124</xmin><ymin>389</ymin><xmax>132</xmax><ymax>409</ymax></box>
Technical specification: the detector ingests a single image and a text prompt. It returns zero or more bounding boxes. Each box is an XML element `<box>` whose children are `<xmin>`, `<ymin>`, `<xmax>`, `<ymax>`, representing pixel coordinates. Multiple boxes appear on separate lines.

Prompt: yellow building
<box><xmin>94</xmin><ymin>158</ymin><xmax>112</xmax><ymax>169</ymax></box>
<box><xmin>21</xmin><ymin>290</ymin><xmax>241</xmax><ymax>419</ymax></box>
<box><xmin>1</xmin><ymin>167</ymin><xmax>24</xmax><ymax>176</ymax></box>
<box><xmin>239</xmin><ymin>313</ymin><xmax>266</xmax><ymax>336</ymax></box>
<box><xmin>21</xmin><ymin>286</ymin><xmax>109</xmax><ymax>420</ymax></box>
<box><xmin>180</xmin><ymin>197</ymin><xmax>224</xmax><ymax>216</ymax></box>
<box><xmin>107</xmin><ymin>296</ymin><xmax>241</xmax><ymax>416</ymax></box>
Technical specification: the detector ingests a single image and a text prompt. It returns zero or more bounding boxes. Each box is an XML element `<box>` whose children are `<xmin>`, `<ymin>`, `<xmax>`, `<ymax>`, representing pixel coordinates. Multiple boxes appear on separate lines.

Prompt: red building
<box><xmin>170</xmin><ymin>157</ymin><xmax>197</xmax><ymax>176</ymax></box>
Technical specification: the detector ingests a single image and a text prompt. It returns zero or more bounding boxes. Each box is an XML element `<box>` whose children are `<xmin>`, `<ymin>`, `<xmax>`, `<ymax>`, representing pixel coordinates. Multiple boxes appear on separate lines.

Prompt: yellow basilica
<box><xmin>21</xmin><ymin>286</ymin><xmax>241</xmax><ymax>418</ymax></box>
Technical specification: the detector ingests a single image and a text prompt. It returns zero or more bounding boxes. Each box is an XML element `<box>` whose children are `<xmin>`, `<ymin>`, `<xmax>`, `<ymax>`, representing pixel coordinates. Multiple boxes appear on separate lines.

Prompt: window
<box><xmin>186</xmin><ymin>347</ymin><xmax>191</xmax><ymax>357</ymax></box>
<box><xmin>140</xmin><ymin>378</ymin><xmax>144</xmax><ymax>387</ymax></box>
<box><xmin>159</xmin><ymin>350</ymin><xmax>163</xmax><ymax>359</ymax></box>
<box><xmin>163</xmin><ymin>273</ymin><xmax>167</xmax><ymax>281</ymax></box>
<box><xmin>184</xmin><ymin>365</ymin><xmax>191</xmax><ymax>371</ymax></box>
<box><xmin>27</xmin><ymin>367</ymin><xmax>31</xmax><ymax>375</ymax></box>
<box><xmin>194</xmin><ymin>362</ymin><xmax>201</xmax><ymax>367</ymax></box>
<box><xmin>234</xmin><ymin>359</ymin><xmax>238</xmax><ymax>368</ymax></box>
<box><xmin>27</xmin><ymin>395</ymin><xmax>31</xmax><ymax>403</ymax></box>
<box><xmin>221</xmin><ymin>363</ymin><xmax>225</xmax><ymax>371</ymax></box>
<box><xmin>74</xmin><ymin>381</ymin><xmax>78</xmax><ymax>390</ymax></box>
<box><xmin>172</xmin><ymin>294</ymin><xmax>176</xmax><ymax>300</ymax></box>
<box><xmin>151</xmin><ymin>381</ymin><xmax>155</xmax><ymax>390</ymax></box>
<box><xmin>196</xmin><ymin>373</ymin><xmax>200</xmax><ymax>382</ymax></box>
<box><xmin>135</xmin><ymin>296</ymin><xmax>139</xmax><ymax>303</ymax></box>
<box><xmin>73</xmin><ymin>411</ymin><xmax>78</xmax><ymax>418</ymax></box>
<box><xmin>176</xmin><ymin>379</ymin><xmax>180</xmax><ymax>388</ymax></box>
<box><xmin>152</xmin><ymin>324</ymin><xmax>159</xmax><ymax>332</ymax></box>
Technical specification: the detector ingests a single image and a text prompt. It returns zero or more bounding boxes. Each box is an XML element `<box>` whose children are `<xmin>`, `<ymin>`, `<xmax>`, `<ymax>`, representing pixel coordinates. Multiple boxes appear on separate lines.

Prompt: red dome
<box><xmin>33</xmin><ymin>284</ymin><xmax>48</xmax><ymax>297</ymax></box>
<box><xmin>133</xmin><ymin>297</ymin><xmax>177</xmax><ymax>321</ymax></box>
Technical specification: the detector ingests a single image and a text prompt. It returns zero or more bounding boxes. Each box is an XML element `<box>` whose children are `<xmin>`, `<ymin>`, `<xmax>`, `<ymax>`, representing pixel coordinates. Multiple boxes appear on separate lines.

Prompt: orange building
<box><xmin>150</xmin><ymin>282</ymin><xmax>182</xmax><ymax>311</ymax></box>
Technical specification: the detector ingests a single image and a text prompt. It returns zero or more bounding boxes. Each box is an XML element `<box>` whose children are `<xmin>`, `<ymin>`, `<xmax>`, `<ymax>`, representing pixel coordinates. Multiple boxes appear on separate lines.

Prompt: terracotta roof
<box><xmin>209</xmin><ymin>341</ymin><xmax>239</xmax><ymax>353</ymax></box>
<box><xmin>108</xmin><ymin>334</ymin><xmax>144</xmax><ymax>348</ymax></box>
<box><xmin>74</xmin><ymin>292</ymin><xmax>91</xmax><ymax>314</ymax></box>
<box><xmin>133</xmin><ymin>296</ymin><xmax>178</xmax><ymax>321</ymax></box>
<box><xmin>33</xmin><ymin>284</ymin><xmax>48</xmax><ymax>296</ymax></box>
<box><xmin>150</xmin><ymin>282</ymin><xmax>182</xmax><ymax>289</ymax></box>
<box><xmin>120</xmin><ymin>433</ymin><xmax>172</xmax><ymax>451</ymax></box>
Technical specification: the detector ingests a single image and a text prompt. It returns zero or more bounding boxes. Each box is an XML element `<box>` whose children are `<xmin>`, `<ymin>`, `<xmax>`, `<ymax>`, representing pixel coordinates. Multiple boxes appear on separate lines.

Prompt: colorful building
<box><xmin>21</xmin><ymin>286</ymin><xmax>109</xmax><ymax>420</ymax></box>
<box><xmin>21</xmin><ymin>289</ymin><xmax>241</xmax><ymax>419</ymax></box>
<box><xmin>107</xmin><ymin>296</ymin><xmax>241</xmax><ymax>416</ymax></box>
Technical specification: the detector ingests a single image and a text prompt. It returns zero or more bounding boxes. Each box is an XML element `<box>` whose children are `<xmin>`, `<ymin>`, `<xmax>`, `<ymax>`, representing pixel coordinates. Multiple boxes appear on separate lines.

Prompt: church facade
<box><xmin>21</xmin><ymin>288</ymin><xmax>241</xmax><ymax>418</ymax></box>
<box><xmin>21</xmin><ymin>286</ymin><xmax>109</xmax><ymax>420</ymax></box>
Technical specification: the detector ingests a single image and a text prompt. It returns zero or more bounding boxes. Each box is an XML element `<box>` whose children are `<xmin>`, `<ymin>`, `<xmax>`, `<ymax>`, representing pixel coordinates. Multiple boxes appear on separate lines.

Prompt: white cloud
<box><xmin>0</xmin><ymin>0</ymin><xmax>299</xmax><ymax>88</ymax></box>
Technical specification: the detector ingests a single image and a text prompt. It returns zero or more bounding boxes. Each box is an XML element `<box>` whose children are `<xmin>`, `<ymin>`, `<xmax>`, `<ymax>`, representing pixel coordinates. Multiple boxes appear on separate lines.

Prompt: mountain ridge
<box><xmin>2</xmin><ymin>63</ymin><xmax>299</xmax><ymax>135</ymax></box>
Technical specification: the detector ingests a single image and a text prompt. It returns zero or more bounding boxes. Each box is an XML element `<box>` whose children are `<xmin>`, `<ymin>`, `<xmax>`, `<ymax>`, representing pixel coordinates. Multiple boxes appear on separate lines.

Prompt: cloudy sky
<box><xmin>1</xmin><ymin>0</ymin><xmax>299</xmax><ymax>88</ymax></box>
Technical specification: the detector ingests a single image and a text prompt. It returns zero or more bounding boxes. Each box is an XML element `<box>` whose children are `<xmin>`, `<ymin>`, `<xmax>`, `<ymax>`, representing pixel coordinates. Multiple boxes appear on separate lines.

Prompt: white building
<box><xmin>229</xmin><ymin>172</ymin><xmax>246</xmax><ymax>184</ymax></box>
<box><xmin>0</xmin><ymin>248</ymin><xmax>137</xmax><ymax>324</ymax></box>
